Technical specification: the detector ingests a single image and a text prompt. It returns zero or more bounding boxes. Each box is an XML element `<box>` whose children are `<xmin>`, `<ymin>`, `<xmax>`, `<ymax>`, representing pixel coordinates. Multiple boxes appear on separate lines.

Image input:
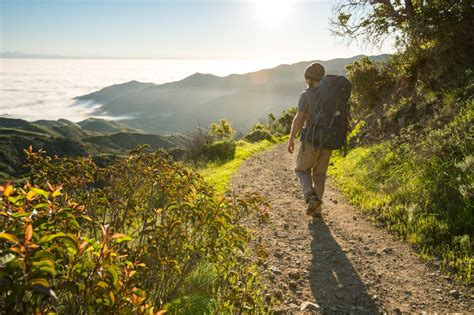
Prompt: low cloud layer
<box><xmin>0</xmin><ymin>59</ymin><xmax>287</xmax><ymax>122</ymax></box>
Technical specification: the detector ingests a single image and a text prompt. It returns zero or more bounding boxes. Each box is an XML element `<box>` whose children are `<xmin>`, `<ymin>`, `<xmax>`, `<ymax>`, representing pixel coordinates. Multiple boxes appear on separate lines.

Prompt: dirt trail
<box><xmin>231</xmin><ymin>143</ymin><xmax>473</xmax><ymax>314</ymax></box>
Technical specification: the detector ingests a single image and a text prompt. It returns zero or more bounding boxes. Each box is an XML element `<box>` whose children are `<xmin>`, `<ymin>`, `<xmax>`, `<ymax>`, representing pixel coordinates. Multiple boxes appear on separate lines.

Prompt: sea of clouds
<box><xmin>0</xmin><ymin>58</ymin><xmax>288</xmax><ymax>122</ymax></box>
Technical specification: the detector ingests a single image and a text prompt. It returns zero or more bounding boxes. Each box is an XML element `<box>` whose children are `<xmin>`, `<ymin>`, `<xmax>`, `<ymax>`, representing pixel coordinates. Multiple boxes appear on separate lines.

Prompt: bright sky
<box><xmin>0</xmin><ymin>0</ymin><xmax>394</xmax><ymax>60</ymax></box>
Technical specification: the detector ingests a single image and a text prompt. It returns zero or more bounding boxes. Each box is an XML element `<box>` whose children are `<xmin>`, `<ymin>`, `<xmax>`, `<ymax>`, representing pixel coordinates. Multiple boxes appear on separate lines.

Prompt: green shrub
<box><xmin>186</xmin><ymin>119</ymin><xmax>238</xmax><ymax>163</ymax></box>
<box><xmin>208</xmin><ymin>118</ymin><xmax>235</xmax><ymax>142</ymax></box>
<box><xmin>268</xmin><ymin>108</ymin><xmax>297</xmax><ymax>136</ymax></box>
<box><xmin>201</xmin><ymin>139</ymin><xmax>236</xmax><ymax>162</ymax></box>
<box><xmin>0</xmin><ymin>146</ymin><xmax>270</xmax><ymax>312</ymax></box>
<box><xmin>0</xmin><ymin>183</ymin><xmax>150</xmax><ymax>313</ymax></box>
<box><xmin>346</xmin><ymin>57</ymin><xmax>396</xmax><ymax>119</ymax></box>
<box><xmin>244</xmin><ymin>124</ymin><xmax>273</xmax><ymax>143</ymax></box>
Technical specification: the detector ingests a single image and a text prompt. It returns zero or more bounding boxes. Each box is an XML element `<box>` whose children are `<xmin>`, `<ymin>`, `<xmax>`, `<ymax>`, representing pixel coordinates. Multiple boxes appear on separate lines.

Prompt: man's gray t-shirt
<box><xmin>297</xmin><ymin>86</ymin><xmax>319</xmax><ymax>126</ymax></box>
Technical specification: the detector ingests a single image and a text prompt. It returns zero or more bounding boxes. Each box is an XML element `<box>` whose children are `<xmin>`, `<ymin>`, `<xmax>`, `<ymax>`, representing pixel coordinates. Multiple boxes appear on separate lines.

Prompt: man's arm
<box><xmin>287</xmin><ymin>111</ymin><xmax>305</xmax><ymax>153</ymax></box>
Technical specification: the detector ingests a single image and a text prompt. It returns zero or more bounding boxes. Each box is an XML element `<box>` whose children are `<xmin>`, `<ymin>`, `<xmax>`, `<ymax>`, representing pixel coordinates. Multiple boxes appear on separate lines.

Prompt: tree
<box><xmin>208</xmin><ymin>118</ymin><xmax>235</xmax><ymax>141</ymax></box>
<box><xmin>332</xmin><ymin>0</ymin><xmax>474</xmax><ymax>48</ymax></box>
<box><xmin>332</xmin><ymin>0</ymin><xmax>474</xmax><ymax>83</ymax></box>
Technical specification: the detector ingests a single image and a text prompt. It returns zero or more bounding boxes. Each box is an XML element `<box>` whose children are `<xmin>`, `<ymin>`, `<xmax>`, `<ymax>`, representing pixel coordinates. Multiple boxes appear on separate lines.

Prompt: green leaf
<box><xmin>61</xmin><ymin>236</ymin><xmax>79</xmax><ymax>254</ymax></box>
<box><xmin>31</xmin><ymin>188</ymin><xmax>49</xmax><ymax>199</ymax></box>
<box><xmin>39</xmin><ymin>233</ymin><xmax>79</xmax><ymax>254</ymax></box>
<box><xmin>0</xmin><ymin>233</ymin><xmax>20</xmax><ymax>244</ymax></box>
<box><xmin>39</xmin><ymin>232</ymin><xmax>66</xmax><ymax>243</ymax></box>
<box><xmin>32</xmin><ymin>260</ymin><xmax>56</xmax><ymax>276</ymax></box>
<box><xmin>106</xmin><ymin>266</ymin><xmax>119</xmax><ymax>287</ymax></box>
<box><xmin>96</xmin><ymin>281</ymin><xmax>108</xmax><ymax>290</ymax></box>
<box><xmin>8</xmin><ymin>194</ymin><xmax>24</xmax><ymax>205</ymax></box>
<box><xmin>11</xmin><ymin>212</ymin><xmax>30</xmax><ymax>218</ymax></box>
<box><xmin>29</xmin><ymin>278</ymin><xmax>49</xmax><ymax>287</ymax></box>
<box><xmin>33</xmin><ymin>203</ymin><xmax>49</xmax><ymax>209</ymax></box>
<box><xmin>79</xmin><ymin>215</ymin><xmax>93</xmax><ymax>221</ymax></box>
<box><xmin>115</xmin><ymin>235</ymin><xmax>132</xmax><ymax>244</ymax></box>
<box><xmin>33</xmin><ymin>250</ymin><xmax>54</xmax><ymax>261</ymax></box>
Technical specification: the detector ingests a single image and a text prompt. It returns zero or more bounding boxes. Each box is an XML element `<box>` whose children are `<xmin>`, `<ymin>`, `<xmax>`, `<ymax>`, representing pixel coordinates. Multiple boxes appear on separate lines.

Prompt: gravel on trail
<box><xmin>231</xmin><ymin>143</ymin><xmax>473</xmax><ymax>314</ymax></box>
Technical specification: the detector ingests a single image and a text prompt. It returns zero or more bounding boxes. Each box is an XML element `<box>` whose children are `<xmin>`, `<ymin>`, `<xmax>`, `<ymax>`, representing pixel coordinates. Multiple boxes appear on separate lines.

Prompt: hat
<box><xmin>304</xmin><ymin>62</ymin><xmax>325</xmax><ymax>81</ymax></box>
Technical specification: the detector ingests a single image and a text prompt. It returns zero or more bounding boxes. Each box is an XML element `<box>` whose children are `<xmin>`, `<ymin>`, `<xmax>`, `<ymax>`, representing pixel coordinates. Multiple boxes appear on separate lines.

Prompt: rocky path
<box><xmin>231</xmin><ymin>143</ymin><xmax>473</xmax><ymax>314</ymax></box>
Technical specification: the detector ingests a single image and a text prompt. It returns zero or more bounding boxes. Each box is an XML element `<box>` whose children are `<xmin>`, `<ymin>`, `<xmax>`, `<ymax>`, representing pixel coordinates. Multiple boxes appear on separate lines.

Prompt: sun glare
<box><xmin>254</xmin><ymin>0</ymin><xmax>293</xmax><ymax>27</ymax></box>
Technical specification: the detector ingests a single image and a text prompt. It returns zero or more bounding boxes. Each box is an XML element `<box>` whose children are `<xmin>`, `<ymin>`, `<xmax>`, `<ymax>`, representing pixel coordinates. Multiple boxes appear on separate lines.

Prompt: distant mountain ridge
<box><xmin>0</xmin><ymin>51</ymin><xmax>72</xmax><ymax>59</ymax></box>
<box><xmin>77</xmin><ymin>54</ymin><xmax>389</xmax><ymax>134</ymax></box>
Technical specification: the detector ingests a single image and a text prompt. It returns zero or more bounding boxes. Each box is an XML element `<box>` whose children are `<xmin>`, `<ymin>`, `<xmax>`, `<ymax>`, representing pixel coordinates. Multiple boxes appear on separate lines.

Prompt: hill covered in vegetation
<box><xmin>0</xmin><ymin>117</ymin><xmax>186</xmax><ymax>180</ymax></box>
<box><xmin>329</xmin><ymin>0</ymin><xmax>473</xmax><ymax>282</ymax></box>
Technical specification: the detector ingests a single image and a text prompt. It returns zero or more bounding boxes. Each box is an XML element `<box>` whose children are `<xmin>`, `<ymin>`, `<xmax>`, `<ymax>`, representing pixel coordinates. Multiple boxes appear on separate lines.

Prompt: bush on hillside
<box><xmin>201</xmin><ymin>139</ymin><xmax>236</xmax><ymax>162</ymax></box>
<box><xmin>244</xmin><ymin>124</ymin><xmax>273</xmax><ymax>143</ymax></box>
<box><xmin>185</xmin><ymin>119</ymin><xmax>237</xmax><ymax>162</ymax></box>
<box><xmin>271</xmin><ymin>108</ymin><xmax>297</xmax><ymax>136</ymax></box>
<box><xmin>208</xmin><ymin>118</ymin><xmax>235</xmax><ymax>142</ymax></box>
<box><xmin>0</xmin><ymin>146</ymin><xmax>270</xmax><ymax>313</ymax></box>
<box><xmin>346</xmin><ymin>57</ymin><xmax>396</xmax><ymax>119</ymax></box>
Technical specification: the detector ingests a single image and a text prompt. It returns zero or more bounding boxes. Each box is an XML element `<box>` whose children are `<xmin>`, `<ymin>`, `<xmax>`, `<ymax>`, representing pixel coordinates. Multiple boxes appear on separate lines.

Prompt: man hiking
<box><xmin>287</xmin><ymin>62</ymin><xmax>351</xmax><ymax>218</ymax></box>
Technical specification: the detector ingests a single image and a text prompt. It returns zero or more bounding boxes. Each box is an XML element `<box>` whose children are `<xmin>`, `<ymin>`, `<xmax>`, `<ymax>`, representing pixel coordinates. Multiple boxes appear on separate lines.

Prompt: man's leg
<box><xmin>295</xmin><ymin>142</ymin><xmax>318</xmax><ymax>201</ymax></box>
<box><xmin>295</xmin><ymin>142</ymin><xmax>322</xmax><ymax>216</ymax></box>
<box><xmin>311</xmin><ymin>149</ymin><xmax>332</xmax><ymax>201</ymax></box>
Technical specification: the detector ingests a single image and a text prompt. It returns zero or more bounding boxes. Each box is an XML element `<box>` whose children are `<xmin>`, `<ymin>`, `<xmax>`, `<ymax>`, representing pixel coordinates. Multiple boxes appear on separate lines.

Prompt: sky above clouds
<box><xmin>0</xmin><ymin>0</ymin><xmax>395</xmax><ymax>60</ymax></box>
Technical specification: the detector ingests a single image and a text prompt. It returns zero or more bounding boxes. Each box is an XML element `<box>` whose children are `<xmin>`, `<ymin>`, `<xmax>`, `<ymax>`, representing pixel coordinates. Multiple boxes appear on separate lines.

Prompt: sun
<box><xmin>254</xmin><ymin>0</ymin><xmax>293</xmax><ymax>27</ymax></box>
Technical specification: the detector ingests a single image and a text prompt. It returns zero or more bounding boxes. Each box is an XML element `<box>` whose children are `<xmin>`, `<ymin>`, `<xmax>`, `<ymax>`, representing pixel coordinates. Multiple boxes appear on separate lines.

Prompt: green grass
<box><xmin>328</xmin><ymin>97</ymin><xmax>473</xmax><ymax>283</ymax></box>
<box><xmin>199</xmin><ymin>136</ymin><xmax>287</xmax><ymax>194</ymax></box>
<box><xmin>165</xmin><ymin>263</ymin><xmax>218</xmax><ymax>314</ymax></box>
<box><xmin>329</xmin><ymin>140</ymin><xmax>473</xmax><ymax>283</ymax></box>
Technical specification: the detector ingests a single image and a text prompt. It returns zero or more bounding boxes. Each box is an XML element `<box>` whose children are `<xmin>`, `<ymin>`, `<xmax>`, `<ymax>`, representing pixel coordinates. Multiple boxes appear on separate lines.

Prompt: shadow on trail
<box><xmin>308</xmin><ymin>219</ymin><xmax>379</xmax><ymax>314</ymax></box>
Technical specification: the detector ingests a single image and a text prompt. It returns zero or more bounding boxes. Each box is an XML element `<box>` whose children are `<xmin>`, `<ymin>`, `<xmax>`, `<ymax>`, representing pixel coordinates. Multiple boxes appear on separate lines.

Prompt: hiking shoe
<box><xmin>312</xmin><ymin>205</ymin><xmax>322</xmax><ymax>218</ymax></box>
<box><xmin>306</xmin><ymin>196</ymin><xmax>322</xmax><ymax>217</ymax></box>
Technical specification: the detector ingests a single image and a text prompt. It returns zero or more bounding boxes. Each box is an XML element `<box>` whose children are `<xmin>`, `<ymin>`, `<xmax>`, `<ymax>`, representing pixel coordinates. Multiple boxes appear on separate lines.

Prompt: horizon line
<box><xmin>0</xmin><ymin>51</ymin><xmax>390</xmax><ymax>61</ymax></box>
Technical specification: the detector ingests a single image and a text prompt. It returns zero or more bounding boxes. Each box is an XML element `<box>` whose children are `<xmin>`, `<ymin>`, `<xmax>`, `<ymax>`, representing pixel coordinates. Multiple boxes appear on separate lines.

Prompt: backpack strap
<box><xmin>303</xmin><ymin>88</ymin><xmax>324</xmax><ymax>147</ymax></box>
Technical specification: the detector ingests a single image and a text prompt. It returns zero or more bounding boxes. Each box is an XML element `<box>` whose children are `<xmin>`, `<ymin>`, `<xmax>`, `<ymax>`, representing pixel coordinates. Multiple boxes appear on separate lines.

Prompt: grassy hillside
<box><xmin>329</xmin><ymin>54</ymin><xmax>473</xmax><ymax>282</ymax></box>
<box><xmin>77</xmin><ymin>117</ymin><xmax>141</xmax><ymax>133</ymax></box>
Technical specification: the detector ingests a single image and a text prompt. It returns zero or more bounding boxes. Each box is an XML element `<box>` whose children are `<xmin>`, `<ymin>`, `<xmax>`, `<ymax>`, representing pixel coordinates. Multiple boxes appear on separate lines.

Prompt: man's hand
<box><xmin>287</xmin><ymin>138</ymin><xmax>295</xmax><ymax>153</ymax></box>
<box><xmin>288</xmin><ymin>111</ymin><xmax>305</xmax><ymax>154</ymax></box>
